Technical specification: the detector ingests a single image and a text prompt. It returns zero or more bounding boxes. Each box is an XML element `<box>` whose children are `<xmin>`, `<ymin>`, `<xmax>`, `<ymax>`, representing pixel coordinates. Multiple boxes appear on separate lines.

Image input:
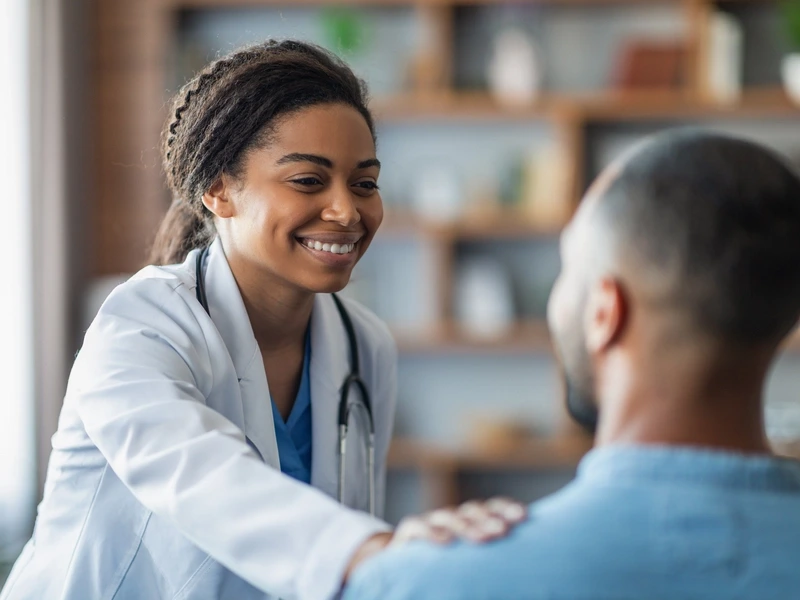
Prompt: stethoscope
<box><xmin>195</xmin><ymin>246</ymin><xmax>376</xmax><ymax>516</ymax></box>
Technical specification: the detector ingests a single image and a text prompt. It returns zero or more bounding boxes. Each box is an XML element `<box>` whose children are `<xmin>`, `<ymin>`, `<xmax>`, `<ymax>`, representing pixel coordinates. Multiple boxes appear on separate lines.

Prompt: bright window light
<box><xmin>0</xmin><ymin>0</ymin><xmax>36</xmax><ymax>561</ymax></box>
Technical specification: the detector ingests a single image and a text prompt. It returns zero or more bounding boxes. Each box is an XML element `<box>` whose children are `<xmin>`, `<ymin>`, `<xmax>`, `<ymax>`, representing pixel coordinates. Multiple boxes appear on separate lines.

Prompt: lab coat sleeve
<box><xmin>71</xmin><ymin>278</ymin><xmax>389</xmax><ymax>600</ymax></box>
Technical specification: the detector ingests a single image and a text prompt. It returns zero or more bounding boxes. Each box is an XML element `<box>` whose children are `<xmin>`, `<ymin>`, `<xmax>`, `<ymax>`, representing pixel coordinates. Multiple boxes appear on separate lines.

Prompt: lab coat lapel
<box><xmin>310</xmin><ymin>294</ymin><xmax>349</xmax><ymax>500</ymax></box>
<box><xmin>203</xmin><ymin>239</ymin><xmax>280</xmax><ymax>470</ymax></box>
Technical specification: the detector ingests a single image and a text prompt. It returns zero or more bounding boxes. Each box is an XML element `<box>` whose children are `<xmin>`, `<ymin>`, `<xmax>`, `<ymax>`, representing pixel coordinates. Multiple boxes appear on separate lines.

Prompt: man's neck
<box><xmin>594</xmin><ymin>344</ymin><xmax>774</xmax><ymax>455</ymax></box>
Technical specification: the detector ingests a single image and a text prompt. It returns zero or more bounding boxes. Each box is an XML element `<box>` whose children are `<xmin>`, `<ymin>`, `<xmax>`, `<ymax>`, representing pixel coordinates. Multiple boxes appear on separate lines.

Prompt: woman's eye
<box><xmin>354</xmin><ymin>181</ymin><xmax>380</xmax><ymax>191</ymax></box>
<box><xmin>290</xmin><ymin>177</ymin><xmax>323</xmax><ymax>187</ymax></box>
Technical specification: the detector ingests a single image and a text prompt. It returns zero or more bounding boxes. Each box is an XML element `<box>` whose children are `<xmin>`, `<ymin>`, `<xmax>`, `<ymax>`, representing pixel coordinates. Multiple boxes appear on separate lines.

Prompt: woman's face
<box><xmin>209</xmin><ymin>103</ymin><xmax>383</xmax><ymax>295</ymax></box>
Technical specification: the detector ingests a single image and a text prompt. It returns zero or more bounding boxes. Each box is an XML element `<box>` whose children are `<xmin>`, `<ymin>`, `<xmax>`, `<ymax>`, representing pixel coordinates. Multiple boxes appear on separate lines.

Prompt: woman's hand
<box><xmin>343</xmin><ymin>497</ymin><xmax>527</xmax><ymax>583</ymax></box>
<box><xmin>392</xmin><ymin>497</ymin><xmax>527</xmax><ymax>545</ymax></box>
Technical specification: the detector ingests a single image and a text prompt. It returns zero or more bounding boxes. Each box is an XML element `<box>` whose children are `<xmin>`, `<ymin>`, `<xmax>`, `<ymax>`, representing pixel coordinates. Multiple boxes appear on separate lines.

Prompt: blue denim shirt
<box><xmin>345</xmin><ymin>445</ymin><xmax>800</xmax><ymax>600</ymax></box>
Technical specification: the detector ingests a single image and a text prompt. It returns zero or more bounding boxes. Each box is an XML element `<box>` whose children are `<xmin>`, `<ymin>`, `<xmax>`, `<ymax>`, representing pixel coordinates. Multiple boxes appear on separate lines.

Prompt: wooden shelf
<box><xmin>577</xmin><ymin>88</ymin><xmax>800</xmax><ymax>121</ymax></box>
<box><xmin>387</xmin><ymin>438</ymin><xmax>459</xmax><ymax>470</ymax></box>
<box><xmin>373</xmin><ymin>88</ymin><xmax>800</xmax><ymax>122</ymax></box>
<box><xmin>372</xmin><ymin>91</ymin><xmax>554</xmax><ymax>122</ymax></box>
<box><xmin>389</xmin><ymin>435</ymin><xmax>800</xmax><ymax>473</ymax></box>
<box><xmin>389</xmin><ymin>434</ymin><xmax>799</xmax><ymax>509</ymax></box>
<box><xmin>165</xmin><ymin>0</ymin><xmax>687</xmax><ymax>9</ymax></box>
<box><xmin>379</xmin><ymin>210</ymin><xmax>566</xmax><ymax>241</ymax></box>
<box><xmin>165</xmin><ymin>0</ymin><xmax>422</xmax><ymax>7</ymax></box>
<box><xmin>388</xmin><ymin>434</ymin><xmax>594</xmax><ymax>471</ymax></box>
<box><xmin>392</xmin><ymin>322</ymin><xmax>800</xmax><ymax>356</ymax></box>
<box><xmin>392</xmin><ymin>320</ymin><xmax>553</xmax><ymax>354</ymax></box>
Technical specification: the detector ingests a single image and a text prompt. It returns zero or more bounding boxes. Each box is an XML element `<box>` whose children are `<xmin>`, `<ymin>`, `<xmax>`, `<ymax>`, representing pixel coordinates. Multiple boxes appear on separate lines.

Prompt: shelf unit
<box><xmin>389</xmin><ymin>298</ymin><xmax>800</xmax><ymax>355</ymax></box>
<box><xmin>90</xmin><ymin>0</ymin><xmax>800</xmax><ymax>507</ymax></box>
<box><xmin>389</xmin><ymin>432</ymin><xmax>800</xmax><ymax>508</ymax></box>
<box><xmin>373</xmin><ymin>87</ymin><xmax>800</xmax><ymax>122</ymax></box>
<box><xmin>387</xmin><ymin>434</ymin><xmax>595</xmax><ymax>506</ymax></box>
<box><xmin>391</xmin><ymin>318</ymin><xmax>553</xmax><ymax>354</ymax></box>
<box><xmin>91</xmin><ymin>0</ymin><xmax>800</xmax><ymax>277</ymax></box>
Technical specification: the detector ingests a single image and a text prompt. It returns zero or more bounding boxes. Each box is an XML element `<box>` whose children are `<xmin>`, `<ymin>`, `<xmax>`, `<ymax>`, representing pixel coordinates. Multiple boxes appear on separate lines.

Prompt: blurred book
<box><xmin>613</xmin><ymin>39</ymin><xmax>687</xmax><ymax>90</ymax></box>
<box><xmin>520</xmin><ymin>148</ymin><xmax>572</xmax><ymax>230</ymax></box>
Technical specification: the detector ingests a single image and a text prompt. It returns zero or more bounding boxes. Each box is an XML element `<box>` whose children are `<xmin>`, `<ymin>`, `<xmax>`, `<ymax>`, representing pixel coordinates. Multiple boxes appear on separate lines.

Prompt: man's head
<box><xmin>548</xmin><ymin>129</ymin><xmax>800</xmax><ymax>433</ymax></box>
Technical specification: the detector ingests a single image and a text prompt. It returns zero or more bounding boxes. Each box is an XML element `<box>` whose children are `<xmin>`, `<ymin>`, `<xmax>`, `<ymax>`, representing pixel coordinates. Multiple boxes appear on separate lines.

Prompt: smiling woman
<box><xmin>0</xmin><ymin>40</ymin><xmax>525</xmax><ymax>600</ymax></box>
<box><xmin>201</xmin><ymin>103</ymin><xmax>383</xmax><ymax>306</ymax></box>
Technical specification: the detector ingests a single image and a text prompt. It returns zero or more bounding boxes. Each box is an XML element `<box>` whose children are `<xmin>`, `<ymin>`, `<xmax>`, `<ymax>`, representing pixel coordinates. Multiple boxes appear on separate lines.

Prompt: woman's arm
<box><xmin>72</xmin><ymin>278</ymin><xmax>388</xmax><ymax>600</ymax></box>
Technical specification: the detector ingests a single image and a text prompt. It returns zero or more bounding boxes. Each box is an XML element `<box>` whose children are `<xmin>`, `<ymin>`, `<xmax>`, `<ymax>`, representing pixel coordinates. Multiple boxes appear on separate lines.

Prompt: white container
<box><xmin>782</xmin><ymin>53</ymin><xmax>800</xmax><ymax>105</ymax></box>
<box><xmin>487</xmin><ymin>29</ymin><xmax>541</xmax><ymax>107</ymax></box>
<box><xmin>455</xmin><ymin>258</ymin><xmax>515</xmax><ymax>339</ymax></box>
<box><xmin>706</xmin><ymin>11</ymin><xmax>742</xmax><ymax>104</ymax></box>
<box><xmin>411</xmin><ymin>167</ymin><xmax>462</xmax><ymax>224</ymax></box>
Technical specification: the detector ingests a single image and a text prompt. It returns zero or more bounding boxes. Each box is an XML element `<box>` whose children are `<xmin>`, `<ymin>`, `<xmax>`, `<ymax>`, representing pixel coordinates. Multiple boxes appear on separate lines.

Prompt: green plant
<box><xmin>781</xmin><ymin>0</ymin><xmax>800</xmax><ymax>50</ymax></box>
<box><xmin>321</xmin><ymin>8</ymin><xmax>366</xmax><ymax>56</ymax></box>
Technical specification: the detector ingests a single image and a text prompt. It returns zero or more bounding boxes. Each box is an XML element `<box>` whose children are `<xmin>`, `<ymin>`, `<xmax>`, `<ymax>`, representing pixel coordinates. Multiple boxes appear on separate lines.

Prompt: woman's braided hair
<box><xmin>149</xmin><ymin>40</ymin><xmax>375</xmax><ymax>265</ymax></box>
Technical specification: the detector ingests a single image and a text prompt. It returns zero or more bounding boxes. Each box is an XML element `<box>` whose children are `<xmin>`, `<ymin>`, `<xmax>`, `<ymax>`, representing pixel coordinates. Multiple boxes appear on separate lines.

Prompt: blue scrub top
<box><xmin>271</xmin><ymin>330</ymin><xmax>312</xmax><ymax>484</ymax></box>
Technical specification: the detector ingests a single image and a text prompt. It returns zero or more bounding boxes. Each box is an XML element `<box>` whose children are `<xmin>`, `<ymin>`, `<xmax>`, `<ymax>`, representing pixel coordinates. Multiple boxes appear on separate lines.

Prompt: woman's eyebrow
<box><xmin>276</xmin><ymin>153</ymin><xmax>333</xmax><ymax>168</ymax></box>
<box><xmin>357</xmin><ymin>158</ymin><xmax>381</xmax><ymax>170</ymax></box>
<box><xmin>275</xmin><ymin>154</ymin><xmax>380</xmax><ymax>170</ymax></box>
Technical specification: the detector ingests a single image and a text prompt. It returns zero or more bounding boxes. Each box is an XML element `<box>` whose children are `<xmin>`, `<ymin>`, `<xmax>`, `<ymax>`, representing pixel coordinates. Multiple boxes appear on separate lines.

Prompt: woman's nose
<box><xmin>321</xmin><ymin>186</ymin><xmax>361</xmax><ymax>227</ymax></box>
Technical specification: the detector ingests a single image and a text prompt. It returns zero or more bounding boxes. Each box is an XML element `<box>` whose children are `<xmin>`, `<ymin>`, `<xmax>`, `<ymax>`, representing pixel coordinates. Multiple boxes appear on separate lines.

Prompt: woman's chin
<box><xmin>301</xmin><ymin>271</ymin><xmax>353</xmax><ymax>295</ymax></box>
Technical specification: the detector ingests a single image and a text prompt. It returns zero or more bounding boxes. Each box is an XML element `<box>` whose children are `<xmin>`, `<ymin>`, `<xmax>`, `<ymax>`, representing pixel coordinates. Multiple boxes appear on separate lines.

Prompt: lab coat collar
<box><xmin>309</xmin><ymin>293</ymin><xmax>350</xmax><ymax>501</ymax></box>
<box><xmin>199</xmin><ymin>238</ymin><xmax>351</xmax><ymax>492</ymax></box>
<box><xmin>202</xmin><ymin>238</ymin><xmax>280</xmax><ymax>469</ymax></box>
<box><xmin>203</xmin><ymin>238</ymin><xmax>258</xmax><ymax>381</ymax></box>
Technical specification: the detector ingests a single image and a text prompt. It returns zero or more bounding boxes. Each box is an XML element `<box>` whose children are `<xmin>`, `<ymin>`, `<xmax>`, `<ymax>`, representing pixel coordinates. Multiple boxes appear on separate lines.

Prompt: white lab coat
<box><xmin>1</xmin><ymin>239</ymin><xmax>397</xmax><ymax>600</ymax></box>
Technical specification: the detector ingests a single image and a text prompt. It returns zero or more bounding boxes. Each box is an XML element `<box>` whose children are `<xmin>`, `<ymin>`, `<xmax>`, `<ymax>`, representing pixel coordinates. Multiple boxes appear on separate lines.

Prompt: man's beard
<box><xmin>565</xmin><ymin>378</ymin><xmax>599</xmax><ymax>434</ymax></box>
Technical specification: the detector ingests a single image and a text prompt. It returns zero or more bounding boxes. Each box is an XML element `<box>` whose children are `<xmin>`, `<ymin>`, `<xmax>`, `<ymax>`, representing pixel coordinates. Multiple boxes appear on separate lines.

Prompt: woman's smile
<box><xmin>297</xmin><ymin>232</ymin><xmax>363</xmax><ymax>267</ymax></box>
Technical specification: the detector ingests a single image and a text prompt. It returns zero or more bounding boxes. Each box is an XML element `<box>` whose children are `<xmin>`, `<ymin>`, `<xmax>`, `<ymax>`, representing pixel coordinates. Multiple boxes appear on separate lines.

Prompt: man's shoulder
<box><xmin>345</xmin><ymin>450</ymin><xmax>800</xmax><ymax>600</ymax></box>
<box><xmin>345</xmin><ymin>482</ymin><xmax>627</xmax><ymax>600</ymax></box>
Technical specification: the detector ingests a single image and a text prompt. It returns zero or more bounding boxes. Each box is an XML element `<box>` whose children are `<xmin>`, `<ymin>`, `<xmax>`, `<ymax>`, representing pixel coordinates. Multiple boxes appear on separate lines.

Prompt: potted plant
<box><xmin>780</xmin><ymin>0</ymin><xmax>800</xmax><ymax>103</ymax></box>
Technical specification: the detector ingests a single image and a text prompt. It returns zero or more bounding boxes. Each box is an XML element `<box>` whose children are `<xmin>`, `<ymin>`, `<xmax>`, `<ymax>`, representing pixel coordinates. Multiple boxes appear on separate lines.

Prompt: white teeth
<box><xmin>302</xmin><ymin>239</ymin><xmax>357</xmax><ymax>254</ymax></box>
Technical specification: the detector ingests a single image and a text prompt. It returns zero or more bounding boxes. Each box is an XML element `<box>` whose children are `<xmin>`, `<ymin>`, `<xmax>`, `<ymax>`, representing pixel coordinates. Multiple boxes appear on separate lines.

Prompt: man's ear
<box><xmin>202</xmin><ymin>175</ymin><xmax>236</xmax><ymax>219</ymax></box>
<box><xmin>584</xmin><ymin>277</ymin><xmax>627</xmax><ymax>353</ymax></box>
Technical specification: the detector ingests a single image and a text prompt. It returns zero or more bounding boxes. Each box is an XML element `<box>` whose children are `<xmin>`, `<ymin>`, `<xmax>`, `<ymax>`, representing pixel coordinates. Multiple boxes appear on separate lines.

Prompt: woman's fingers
<box><xmin>485</xmin><ymin>497</ymin><xmax>527</xmax><ymax>523</ymax></box>
<box><xmin>426</xmin><ymin>509</ymin><xmax>470</xmax><ymax>537</ymax></box>
<box><xmin>393</xmin><ymin>515</ymin><xmax>455</xmax><ymax>545</ymax></box>
<box><xmin>456</xmin><ymin>502</ymin><xmax>508</xmax><ymax>542</ymax></box>
<box><xmin>390</xmin><ymin>497</ymin><xmax>528</xmax><ymax>547</ymax></box>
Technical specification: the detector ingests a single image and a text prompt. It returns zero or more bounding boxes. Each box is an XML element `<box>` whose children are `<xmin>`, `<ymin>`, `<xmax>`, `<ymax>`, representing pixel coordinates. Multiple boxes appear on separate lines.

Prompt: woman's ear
<box><xmin>202</xmin><ymin>175</ymin><xmax>236</xmax><ymax>219</ymax></box>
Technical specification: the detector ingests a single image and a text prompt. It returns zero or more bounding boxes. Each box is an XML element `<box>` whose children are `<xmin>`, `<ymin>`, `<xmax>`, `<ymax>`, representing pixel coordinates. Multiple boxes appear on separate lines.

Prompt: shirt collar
<box><xmin>578</xmin><ymin>444</ymin><xmax>800</xmax><ymax>492</ymax></box>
